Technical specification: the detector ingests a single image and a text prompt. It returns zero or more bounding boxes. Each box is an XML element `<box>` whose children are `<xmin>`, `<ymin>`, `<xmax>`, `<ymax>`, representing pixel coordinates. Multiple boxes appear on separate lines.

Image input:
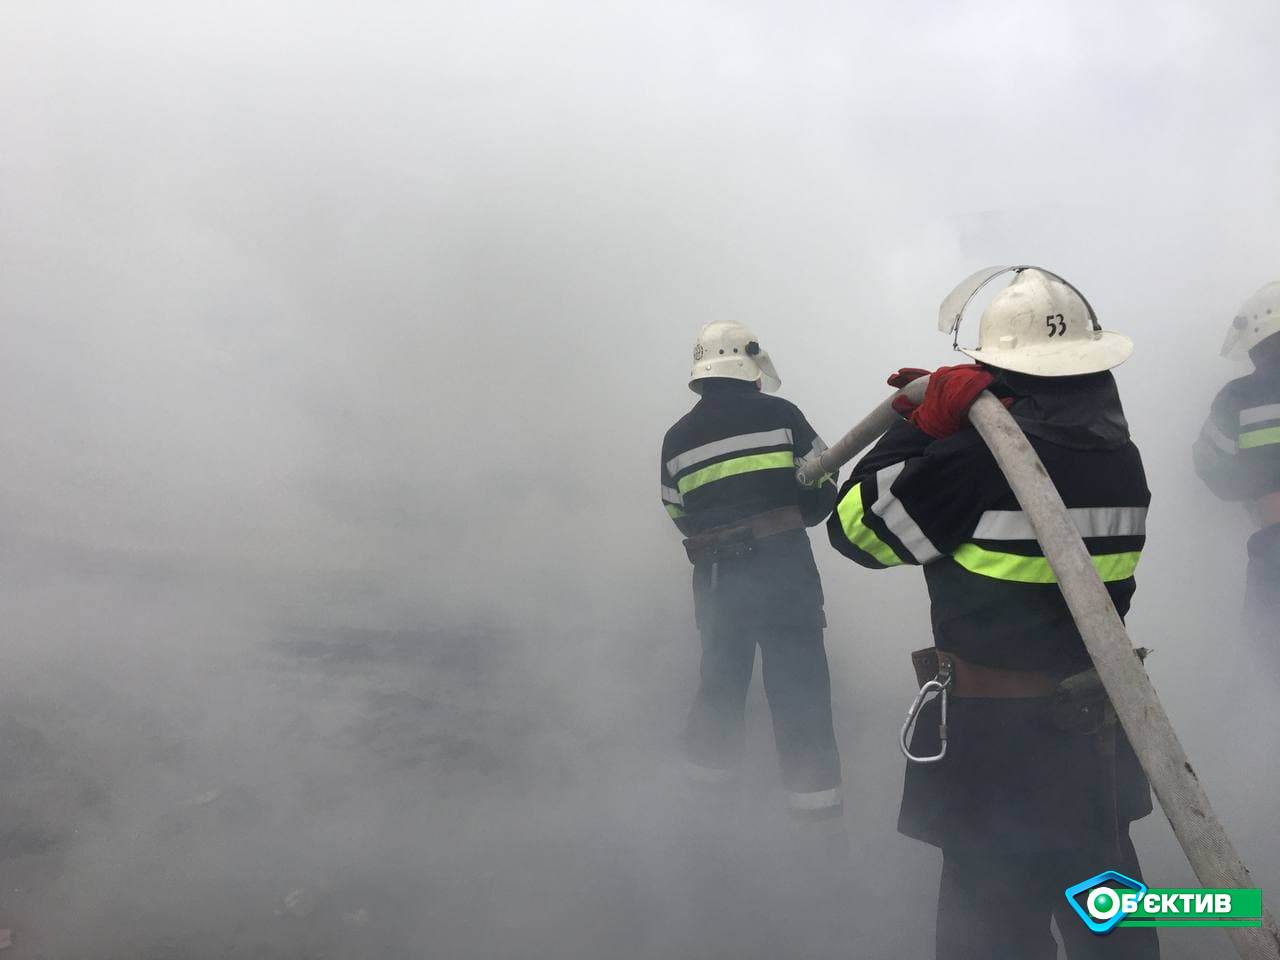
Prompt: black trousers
<box><xmin>1245</xmin><ymin>524</ymin><xmax>1280</xmax><ymax>684</ymax></box>
<box><xmin>683</xmin><ymin>617</ymin><xmax>842</xmax><ymax>811</ymax></box>
<box><xmin>936</xmin><ymin>832</ymin><xmax>1160</xmax><ymax>960</ymax></box>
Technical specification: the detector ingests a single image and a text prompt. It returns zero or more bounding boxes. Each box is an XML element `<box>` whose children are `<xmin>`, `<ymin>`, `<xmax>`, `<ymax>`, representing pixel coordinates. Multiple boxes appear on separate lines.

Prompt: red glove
<box><xmin>887</xmin><ymin>367</ymin><xmax>930</xmax><ymax>389</ymax></box>
<box><xmin>909</xmin><ymin>364</ymin><xmax>995</xmax><ymax>439</ymax></box>
<box><xmin>887</xmin><ymin>367</ymin><xmax>931</xmax><ymax>419</ymax></box>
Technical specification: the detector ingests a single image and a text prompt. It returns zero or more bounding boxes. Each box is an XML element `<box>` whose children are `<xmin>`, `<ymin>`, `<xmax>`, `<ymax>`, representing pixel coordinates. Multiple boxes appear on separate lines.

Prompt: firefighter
<box><xmin>1193</xmin><ymin>281</ymin><xmax>1280</xmax><ymax>683</ymax></box>
<box><xmin>827</xmin><ymin>269</ymin><xmax>1159</xmax><ymax>958</ymax></box>
<box><xmin>660</xmin><ymin>321</ymin><xmax>843</xmax><ymax>818</ymax></box>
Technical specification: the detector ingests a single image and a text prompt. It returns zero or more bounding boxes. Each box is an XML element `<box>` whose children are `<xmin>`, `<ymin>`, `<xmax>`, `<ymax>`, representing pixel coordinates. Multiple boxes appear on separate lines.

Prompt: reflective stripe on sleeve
<box><xmin>661</xmin><ymin>484</ymin><xmax>683</xmax><ymax>506</ymax></box>
<box><xmin>676</xmin><ymin>450</ymin><xmax>795</xmax><ymax>495</ymax></box>
<box><xmin>951</xmin><ymin>544</ymin><xmax>1141</xmax><ymax>583</ymax></box>
<box><xmin>665</xmin><ymin>428</ymin><xmax>794</xmax><ymax>476</ymax></box>
<box><xmin>665</xmin><ymin>504</ymin><xmax>686</xmax><ymax>519</ymax></box>
<box><xmin>835</xmin><ymin>482</ymin><xmax>906</xmax><ymax>566</ymax></box>
<box><xmin>972</xmin><ymin>506</ymin><xmax>1147</xmax><ymax>541</ymax></box>
<box><xmin>1239</xmin><ymin>426</ymin><xmax>1280</xmax><ymax>450</ymax></box>
<box><xmin>1200</xmin><ymin>418</ymin><xmax>1237</xmax><ymax>456</ymax></box>
<box><xmin>871</xmin><ymin>463</ymin><xmax>941</xmax><ymax>563</ymax></box>
<box><xmin>1240</xmin><ymin>404</ymin><xmax>1280</xmax><ymax>426</ymax></box>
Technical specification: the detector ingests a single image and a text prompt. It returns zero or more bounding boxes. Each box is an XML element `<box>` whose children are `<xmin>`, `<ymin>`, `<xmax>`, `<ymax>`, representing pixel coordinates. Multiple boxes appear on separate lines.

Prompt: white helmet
<box><xmin>937</xmin><ymin>265</ymin><xmax>1133</xmax><ymax>377</ymax></box>
<box><xmin>688</xmin><ymin>321</ymin><xmax>781</xmax><ymax>393</ymax></box>
<box><xmin>1220</xmin><ymin>281</ymin><xmax>1280</xmax><ymax>360</ymax></box>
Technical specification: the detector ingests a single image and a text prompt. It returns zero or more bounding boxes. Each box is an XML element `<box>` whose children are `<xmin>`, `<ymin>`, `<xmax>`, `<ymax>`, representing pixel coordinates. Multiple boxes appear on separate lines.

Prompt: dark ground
<box><xmin>0</xmin><ymin>539</ymin><xmax>1269</xmax><ymax>959</ymax></box>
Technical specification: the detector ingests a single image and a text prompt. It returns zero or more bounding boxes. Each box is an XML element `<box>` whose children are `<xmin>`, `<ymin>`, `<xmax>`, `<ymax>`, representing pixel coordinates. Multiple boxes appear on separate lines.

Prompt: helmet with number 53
<box><xmin>938</xmin><ymin>266</ymin><xmax>1134</xmax><ymax>377</ymax></box>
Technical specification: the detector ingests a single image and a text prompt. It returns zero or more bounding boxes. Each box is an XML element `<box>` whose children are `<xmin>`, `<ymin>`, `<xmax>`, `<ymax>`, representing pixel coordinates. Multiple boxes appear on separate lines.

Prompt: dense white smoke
<box><xmin>1</xmin><ymin>1</ymin><xmax>1277</xmax><ymax>956</ymax></box>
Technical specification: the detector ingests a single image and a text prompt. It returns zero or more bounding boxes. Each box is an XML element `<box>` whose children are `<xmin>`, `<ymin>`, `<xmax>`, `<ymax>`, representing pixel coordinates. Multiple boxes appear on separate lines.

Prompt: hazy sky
<box><xmin>1</xmin><ymin>1</ymin><xmax>1278</xmax><ymax>956</ymax></box>
<box><xmin>4</xmin><ymin>0</ymin><xmax>1277</xmax><ymax>679</ymax></box>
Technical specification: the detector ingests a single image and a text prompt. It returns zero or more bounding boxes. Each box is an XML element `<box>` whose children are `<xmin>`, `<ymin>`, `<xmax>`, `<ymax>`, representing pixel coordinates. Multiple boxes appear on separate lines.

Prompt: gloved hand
<box><xmin>887</xmin><ymin>367</ymin><xmax>931</xmax><ymax>418</ymax></box>
<box><xmin>909</xmin><ymin>364</ymin><xmax>997</xmax><ymax>439</ymax></box>
<box><xmin>887</xmin><ymin>367</ymin><xmax>931</xmax><ymax>389</ymax></box>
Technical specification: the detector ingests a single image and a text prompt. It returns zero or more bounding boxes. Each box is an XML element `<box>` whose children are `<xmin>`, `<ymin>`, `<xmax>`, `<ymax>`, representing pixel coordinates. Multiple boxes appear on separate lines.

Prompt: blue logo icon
<box><xmin>1064</xmin><ymin>871</ymin><xmax>1148</xmax><ymax>934</ymax></box>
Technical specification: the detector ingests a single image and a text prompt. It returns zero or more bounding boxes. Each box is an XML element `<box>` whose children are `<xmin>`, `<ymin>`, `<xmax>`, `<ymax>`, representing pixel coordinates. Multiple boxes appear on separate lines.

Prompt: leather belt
<box><xmin>902</xmin><ymin>649</ymin><xmax>1114</xmax><ymax>765</ymax></box>
<box><xmin>949</xmin><ymin>652</ymin><xmax>1058</xmax><ymax>698</ymax></box>
<box><xmin>682</xmin><ymin>506</ymin><xmax>805</xmax><ymax>565</ymax></box>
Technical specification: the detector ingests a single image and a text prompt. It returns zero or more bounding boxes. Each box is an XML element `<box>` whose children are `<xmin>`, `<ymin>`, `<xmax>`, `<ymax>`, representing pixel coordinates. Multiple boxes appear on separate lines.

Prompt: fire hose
<box><xmin>800</xmin><ymin>379</ymin><xmax>1280</xmax><ymax>959</ymax></box>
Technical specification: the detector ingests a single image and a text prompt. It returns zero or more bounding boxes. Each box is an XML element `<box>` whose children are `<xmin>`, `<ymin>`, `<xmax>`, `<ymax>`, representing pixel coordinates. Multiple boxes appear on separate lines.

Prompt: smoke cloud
<box><xmin>1</xmin><ymin>1</ymin><xmax>1277</xmax><ymax>956</ymax></box>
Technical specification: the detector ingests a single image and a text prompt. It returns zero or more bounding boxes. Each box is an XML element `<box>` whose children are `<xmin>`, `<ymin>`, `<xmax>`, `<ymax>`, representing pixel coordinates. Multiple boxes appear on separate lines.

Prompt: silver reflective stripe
<box><xmin>661</xmin><ymin>484</ymin><xmax>683</xmax><ymax>506</ymax></box>
<box><xmin>666</xmin><ymin>428</ymin><xmax>794</xmax><ymax>476</ymax></box>
<box><xmin>869</xmin><ymin>463</ymin><xmax>942</xmax><ymax>563</ymax></box>
<box><xmin>1240</xmin><ymin>404</ymin><xmax>1280</xmax><ymax>427</ymax></box>
<box><xmin>973</xmin><ymin>506</ymin><xmax>1147</xmax><ymax>541</ymax></box>
<box><xmin>787</xmin><ymin>787</ymin><xmax>843</xmax><ymax>811</ymax></box>
<box><xmin>1200</xmin><ymin>418</ymin><xmax>1237</xmax><ymax>455</ymax></box>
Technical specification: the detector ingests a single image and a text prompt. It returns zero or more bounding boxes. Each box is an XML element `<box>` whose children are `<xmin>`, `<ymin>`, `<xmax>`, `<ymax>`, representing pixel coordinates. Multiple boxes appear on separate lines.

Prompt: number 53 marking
<box><xmin>1045</xmin><ymin>313</ymin><xmax>1066</xmax><ymax>337</ymax></box>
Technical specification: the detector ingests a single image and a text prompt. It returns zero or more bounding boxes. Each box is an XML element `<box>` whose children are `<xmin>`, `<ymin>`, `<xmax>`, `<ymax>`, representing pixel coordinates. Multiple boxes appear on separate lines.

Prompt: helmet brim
<box><xmin>959</xmin><ymin>331</ymin><xmax>1134</xmax><ymax>377</ymax></box>
<box><xmin>688</xmin><ymin>353</ymin><xmax>780</xmax><ymax>393</ymax></box>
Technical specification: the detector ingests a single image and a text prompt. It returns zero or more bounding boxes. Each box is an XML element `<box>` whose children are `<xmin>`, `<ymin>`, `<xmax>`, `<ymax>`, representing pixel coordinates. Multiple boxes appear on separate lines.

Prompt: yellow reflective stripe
<box><xmin>1238</xmin><ymin>426</ymin><xmax>1280</xmax><ymax>449</ymax></box>
<box><xmin>665</xmin><ymin>504</ymin><xmax>686</xmax><ymax>519</ymax></box>
<box><xmin>1092</xmin><ymin>551</ymin><xmax>1143</xmax><ymax>581</ymax></box>
<box><xmin>676</xmin><ymin>451</ymin><xmax>795</xmax><ymax>495</ymax></box>
<box><xmin>835</xmin><ymin>482</ymin><xmax>904</xmax><ymax>566</ymax></box>
<box><xmin>951</xmin><ymin>544</ymin><xmax>1141</xmax><ymax>583</ymax></box>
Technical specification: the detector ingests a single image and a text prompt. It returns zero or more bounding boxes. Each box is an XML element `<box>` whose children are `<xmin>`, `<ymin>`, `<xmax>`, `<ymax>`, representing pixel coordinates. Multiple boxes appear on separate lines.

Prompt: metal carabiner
<box><xmin>899</xmin><ymin>658</ymin><xmax>953</xmax><ymax>765</ymax></box>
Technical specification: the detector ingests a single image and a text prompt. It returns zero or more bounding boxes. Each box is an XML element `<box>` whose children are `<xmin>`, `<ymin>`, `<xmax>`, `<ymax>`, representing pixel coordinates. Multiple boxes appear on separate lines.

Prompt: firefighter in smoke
<box><xmin>660</xmin><ymin>322</ymin><xmax>843</xmax><ymax>818</ymax></box>
<box><xmin>1193</xmin><ymin>281</ymin><xmax>1280</xmax><ymax>682</ymax></box>
<box><xmin>827</xmin><ymin>269</ymin><xmax>1159</xmax><ymax>958</ymax></box>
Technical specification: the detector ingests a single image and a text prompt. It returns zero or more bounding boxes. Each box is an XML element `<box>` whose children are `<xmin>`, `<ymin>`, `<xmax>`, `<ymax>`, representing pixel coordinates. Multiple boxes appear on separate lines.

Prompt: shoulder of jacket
<box><xmin>733</xmin><ymin>391</ymin><xmax>805</xmax><ymax>425</ymax></box>
<box><xmin>925</xmin><ymin>426</ymin><xmax>990</xmax><ymax>457</ymax></box>
<box><xmin>663</xmin><ymin>406</ymin><xmax>700</xmax><ymax>445</ymax></box>
<box><xmin>1219</xmin><ymin>369</ymin><xmax>1280</xmax><ymax>404</ymax></box>
<box><xmin>770</xmin><ymin>393</ymin><xmax>802</xmax><ymax>411</ymax></box>
<box><xmin>779</xmin><ymin>395</ymin><xmax>826</xmax><ymax>431</ymax></box>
